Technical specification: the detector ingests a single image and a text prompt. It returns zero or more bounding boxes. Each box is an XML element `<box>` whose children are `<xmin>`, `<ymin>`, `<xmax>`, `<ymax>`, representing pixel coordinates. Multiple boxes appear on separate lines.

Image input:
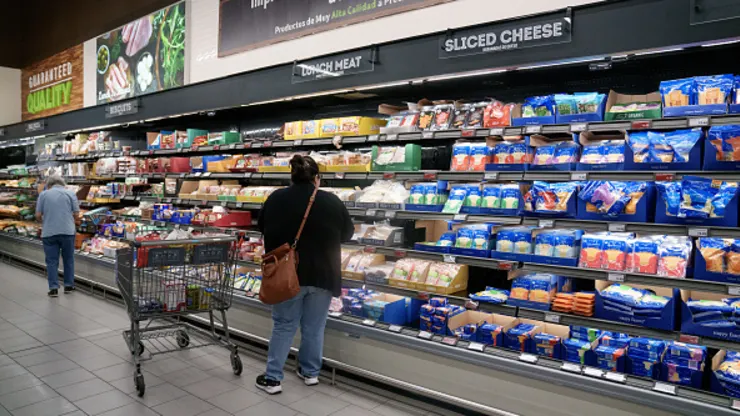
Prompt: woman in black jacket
<box><xmin>255</xmin><ymin>155</ymin><xmax>354</xmax><ymax>395</ymax></box>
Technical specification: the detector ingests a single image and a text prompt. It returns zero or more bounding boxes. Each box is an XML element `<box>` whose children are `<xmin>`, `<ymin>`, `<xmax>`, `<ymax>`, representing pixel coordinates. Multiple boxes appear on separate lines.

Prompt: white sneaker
<box><xmin>296</xmin><ymin>368</ymin><xmax>319</xmax><ymax>386</ymax></box>
<box><xmin>255</xmin><ymin>375</ymin><xmax>282</xmax><ymax>395</ymax></box>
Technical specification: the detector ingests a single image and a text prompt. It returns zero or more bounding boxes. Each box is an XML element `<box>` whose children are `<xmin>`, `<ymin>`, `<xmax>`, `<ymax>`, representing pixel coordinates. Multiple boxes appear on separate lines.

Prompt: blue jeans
<box><xmin>42</xmin><ymin>235</ymin><xmax>75</xmax><ymax>290</ymax></box>
<box><xmin>266</xmin><ymin>286</ymin><xmax>332</xmax><ymax>381</ymax></box>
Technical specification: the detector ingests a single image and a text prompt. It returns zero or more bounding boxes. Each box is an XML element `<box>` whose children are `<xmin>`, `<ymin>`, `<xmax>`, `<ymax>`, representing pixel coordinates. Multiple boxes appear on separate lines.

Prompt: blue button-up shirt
<box><xmin>36</xmin><ymin>186</ymin><xmax>80</xmax><ymax>238</ymax></box>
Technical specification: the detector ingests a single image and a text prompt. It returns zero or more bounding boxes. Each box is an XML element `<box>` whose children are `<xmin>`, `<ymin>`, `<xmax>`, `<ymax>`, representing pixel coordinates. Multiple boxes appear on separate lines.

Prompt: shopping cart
<box><xmin>115</xmin><ymin>237</ymin><xmax>243</xmax><ymax>397</ymax></box>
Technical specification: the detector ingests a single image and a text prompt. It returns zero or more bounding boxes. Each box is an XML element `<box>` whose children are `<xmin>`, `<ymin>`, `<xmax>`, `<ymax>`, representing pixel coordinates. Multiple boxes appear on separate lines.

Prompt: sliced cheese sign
<box><xmin>439</xmin><ymin>10</ymin><xmax>572</xmax><ymax>59</ymax></box>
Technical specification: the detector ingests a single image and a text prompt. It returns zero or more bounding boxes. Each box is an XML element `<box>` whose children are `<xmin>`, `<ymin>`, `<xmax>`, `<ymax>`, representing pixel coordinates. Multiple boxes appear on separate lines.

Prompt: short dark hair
<box><xmin>290</xmin><ymin>155</ymin><xmax>319</xmax><ymax>184</ymax></box>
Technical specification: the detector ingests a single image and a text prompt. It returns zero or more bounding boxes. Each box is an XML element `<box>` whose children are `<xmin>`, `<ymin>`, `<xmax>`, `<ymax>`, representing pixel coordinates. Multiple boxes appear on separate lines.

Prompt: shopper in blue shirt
<box><xmin>35</xmin><ymin>175</ymin><xmax>80</xmax><ymax>297</ymax></box>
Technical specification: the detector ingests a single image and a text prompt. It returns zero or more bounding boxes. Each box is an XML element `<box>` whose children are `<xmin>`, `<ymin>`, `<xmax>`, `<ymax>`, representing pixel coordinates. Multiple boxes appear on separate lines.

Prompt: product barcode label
<box><xmin>688</xmin><ymin>117</ymin><xmax>710</xmax><ymax>127</ymax></box>
<box><xmin>570</xmin><ymin>172</ymin><xmax>587</xmax><ymax>180</ymax></box>
<box><xmin>418</xmin><ymin>331</ymin><xmax>433</xmax><ymax>340</ymax></box>
<box><xmin>605</xmin><ymin>372</ymin><xmax>626</xmax><ymax>383</ymax></box>
<box><xmin>454</xmin><ymin>214</ymin><xmax>468</xmax><ymax>221</ymax></box>
<box><xmin>484</xmin><ymin>172</ymin><xmax>499</xmax><ymax>180</ymax></box>
<box><xmin>544</xmin><ymin>313</ymin><xmax>560</xmax><ymax>324</ymax></box>
<box><xmin>443</xmin><ymin>255</ymin><xmax>456</xmax><ymax>264</ymax></box>
<box><xmin>688</xmin><ymin>228</ymin><xmax>709</xmax><ymax>237</ymax></box>
<box><xmin>442</xmin><ymin>336</ymin><xmax>459</xmax><ymax>346</ymax></box>
<box><xmin>653</xmin><ymin>382</ymin><xmax>677</xmax><ymax>395</ymax></box>
<box><xmin>608</xmin><ymin>273</ymin><xmax>625</xmax><ymax>282</ymax></box>
<box><xmin>329</xmin><ymin>311</ymin><xmax>343</xmax><ymax>318</ymax></box>
<box><xmin>489</xmin><ymin>128</ymin><xmax>504</xmax><ymax>136</ymax></box>
<box><xmin>388</xmin><ymin>325</ymin><xmax>402</xmax><ymax>333</ymax></box>
<box><xmin>729</xmin><ymin>286</ymin><xmax>740</xmax><ymax>296</ymax></box>
<box><xmin>519</xmin><ymin>353</ymin><xmax>538</xmax><ymax>364</ymax></box>
<box><xmin>570</xmin><ymin>123</ymin><xmax>588</xmax><ymax>133</ymax></box>
<box><xmin>679</xmin><ymin>334</ymin><xmax>700</xmax><ymax>344</ymax></box>
<box><xmin>608</xmin><ymin>223</ymin><xmax>626</xmax><ymax>232</ymax></box>
<box><xmin>362</xmin><ymin>319</ymin><xmax>376</xmax><ymax>327</ymax></box>
<box><xmin>524</xmin><ymin>125</ymin><xmax>542</xmax><ymax>134</ymax></box>
<box><xmin>468</xmin><ymin>342</ymin><xmax>485</xmax><ymax>352</ymax></box>
<box><xmin>561</xmin><ymin>362</ymin><xmax>581</xmax><ymax>373</ymax></box>
<box><xmin>583</xmin><ymin>367</ymin><xmax>603</xmax><ymax>378</ymax></box>
<box><xmin>538</xmin><ymin>219</ymin><xmax>555</xmax><ymax>228</ymax></box>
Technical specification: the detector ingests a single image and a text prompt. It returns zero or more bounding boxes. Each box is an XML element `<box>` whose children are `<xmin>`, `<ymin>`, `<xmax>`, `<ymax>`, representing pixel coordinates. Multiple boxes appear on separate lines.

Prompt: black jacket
<box><xmin>258</xmin><ymin>183</ymin><xmax>354</xmax><ymax>297</ymax></box>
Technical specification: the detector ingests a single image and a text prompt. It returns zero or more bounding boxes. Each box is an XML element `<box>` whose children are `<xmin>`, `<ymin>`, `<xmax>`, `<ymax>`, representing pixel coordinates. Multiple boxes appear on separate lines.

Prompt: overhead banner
<box><xmin>218</xmin><ymin>0</ymin><xmax>453</xmax><ymax>56</ymax></box>
<box><xmin>95</xmin><ymin>1</ymin><xmax>186</xmax><ymax>105</ymax></box>
<box><xmin>439</xmin><ymin>10</ymin><xmax>572</xmax><ymax>59</ymax></box>
<box><xmin>21</xmin><ymin>45</ymin><xmax>83</xmax><ymax>121</ymax></box>
<box><xmin>292</xmin><ymin>48</ymin><xmax>376</xmax><ymax>83</ymax></box>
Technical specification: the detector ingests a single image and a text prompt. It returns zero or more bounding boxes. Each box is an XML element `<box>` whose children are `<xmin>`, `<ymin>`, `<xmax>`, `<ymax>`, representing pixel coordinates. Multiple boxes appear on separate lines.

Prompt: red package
<box><xmin>483</xmin><ymin>101</ymin><xmax>515</xmax><ymax>128</ymax></box>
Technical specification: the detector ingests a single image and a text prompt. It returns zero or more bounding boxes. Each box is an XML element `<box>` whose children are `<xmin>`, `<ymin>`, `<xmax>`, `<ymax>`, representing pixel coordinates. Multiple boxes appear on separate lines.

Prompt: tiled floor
<box><xmin>0</xmin><ymin>263</ymin><xmax>446</xmax><ymax>416</ymax></box>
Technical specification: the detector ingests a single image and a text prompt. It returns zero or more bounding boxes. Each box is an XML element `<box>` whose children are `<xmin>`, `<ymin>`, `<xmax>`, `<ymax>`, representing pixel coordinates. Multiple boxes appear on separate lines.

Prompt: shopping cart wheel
<box><xmin>134</xmin><ymin>341</ymin><xmax>145</xmax><ymax>356</ymax></box>
<box><xmin>231</xmin><ymin>353</ymin><xmax>243</xmax><ymax>376</ymax></box>
<box><xmin>135</xmin><ymin>372</ymin><xmax>145</xmax><ymax>397</ymax></box>
<box><xmin>176</xmin><ymin>331</ymin><xmax>190</xmax><ymax>348</ymax></box>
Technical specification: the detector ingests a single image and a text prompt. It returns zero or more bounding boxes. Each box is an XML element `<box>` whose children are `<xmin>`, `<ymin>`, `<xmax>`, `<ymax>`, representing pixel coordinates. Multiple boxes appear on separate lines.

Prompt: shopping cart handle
<box><xmin>133</xmin><ymin>236</ymin><xmax>237</xmax><ymax>247</ymax></box>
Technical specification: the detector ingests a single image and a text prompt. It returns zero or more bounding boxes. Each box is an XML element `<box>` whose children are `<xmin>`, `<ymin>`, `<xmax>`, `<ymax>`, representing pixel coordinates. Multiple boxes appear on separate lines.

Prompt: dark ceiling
<box><xmin>0</xmin><ymin>0</ymin><xmax>177</xmax><ymax>68</ymax></box>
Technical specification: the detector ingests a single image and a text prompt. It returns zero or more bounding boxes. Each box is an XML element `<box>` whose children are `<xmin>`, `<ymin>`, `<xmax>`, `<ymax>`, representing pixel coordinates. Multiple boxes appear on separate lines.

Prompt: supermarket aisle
<box><xmin>0</xmin><ymin>263</ymin><xmax>444</xmax><ymax>416</ymax></box>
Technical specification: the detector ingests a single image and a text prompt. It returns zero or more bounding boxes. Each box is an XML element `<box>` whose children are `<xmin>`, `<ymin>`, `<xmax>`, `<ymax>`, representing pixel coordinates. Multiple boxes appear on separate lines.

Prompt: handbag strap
<box><xmin>291</xmin><ymin>186</ymin><xmax>319</xmax><ymax>249</ymax></box>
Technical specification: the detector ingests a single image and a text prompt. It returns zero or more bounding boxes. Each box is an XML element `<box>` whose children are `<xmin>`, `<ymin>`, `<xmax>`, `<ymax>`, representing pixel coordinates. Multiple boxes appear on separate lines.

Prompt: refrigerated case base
<box><xmin>0</xmin><ymin>233</ymin><xmax>732</xmax><ymax>416</ymax></box>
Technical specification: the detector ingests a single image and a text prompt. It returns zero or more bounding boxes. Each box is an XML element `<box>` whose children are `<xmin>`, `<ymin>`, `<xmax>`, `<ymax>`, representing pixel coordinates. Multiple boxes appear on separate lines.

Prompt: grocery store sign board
<box><xmin>292</xmin><ymin>48</ymin><xmax>376</xmax><ymax>83</ymax></box>
<box><xmin>21</xmin><ymin>45</ymin><xmax>83</xmax><ymax>121</ymax></box>
<box><xmin>439</xmin><ymin>9</ymin><xmax>572</xmax><ymax>59</ymax></box>
<box><xmin>218</xmin><ymin>0</ymin><xmax>454</xmax><ymax>56</ymax></box>
<box><xmin>95</xmin><ymin>1</ymin><xmax>186</xmax><ymax>105</ymax></box>
<box><xmin>105</xmin><ymin>99</ymin><xmax>140</xmax><ymax>118</ymax></box>
<box><xmin>25</xmin><ymin>120</ymin><xmax>46</xmax><ymax>133</ymax></box>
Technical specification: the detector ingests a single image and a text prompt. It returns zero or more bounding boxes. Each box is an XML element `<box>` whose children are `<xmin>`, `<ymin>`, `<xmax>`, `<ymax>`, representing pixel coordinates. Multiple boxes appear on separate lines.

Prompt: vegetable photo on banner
<box><xmin>156</xmin><ymin>3</ymin><xmax>186</xmax><ymax>90</ymax></box>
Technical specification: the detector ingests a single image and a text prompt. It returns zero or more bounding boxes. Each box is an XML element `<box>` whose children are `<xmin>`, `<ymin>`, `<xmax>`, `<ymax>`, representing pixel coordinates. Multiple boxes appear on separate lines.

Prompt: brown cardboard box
<box><xmin>604</xmin><ymin>90</ymin><xmax>663</xmax><ymax>121</ymax></box>
<box><xmin>178</xmin><ymin>181</ymin><xmax>200</xmax><ymax>200</ymax></box>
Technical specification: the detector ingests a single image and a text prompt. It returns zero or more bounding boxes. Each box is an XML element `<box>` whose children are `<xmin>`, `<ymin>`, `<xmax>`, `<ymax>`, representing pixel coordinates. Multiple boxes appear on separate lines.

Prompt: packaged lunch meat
<box><xmin>483</xmin><ymin>101</ymin><xmax>515</xmax><ymax>127</ymax></box>
<box><xmin>418</xmin><ymin>106</ymin><xmax>435</xmax><ymax>130</ymax></box>
<box><xmin>431</xmin><ymin>105</ymin><xmax>454</xmax><ymax>131</ymax></box>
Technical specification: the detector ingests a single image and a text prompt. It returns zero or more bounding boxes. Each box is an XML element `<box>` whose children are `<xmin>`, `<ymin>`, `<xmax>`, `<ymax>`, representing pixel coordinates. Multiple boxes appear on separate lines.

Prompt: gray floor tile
<box><xmin>74</xmin><ymin>352</ymin><xmax>126</xmax><ymax>371</ymax></box>
<box><xmin>7</xmin><ymin>346</ymin><xmax>51</xmax><ymax>358</ymax></box>
<box><xmin>373</xmin><ymin>402</ymin><xmax>428</xmax><ymax>416</ymax></box>
<box><xmin>335</xmin><ymin>389</ymin><xmax>387</xmax><ymax>410</ymax></box>
<box><xmin>27</xmin><ymin>358</ymin><xmax>79</xmax><ymax>377</ymax></box>
<box><xmin>0</xmin><ymin>384</ymin><xmax>58</xmax><ymax>410</ymax></box>
<box><xmin>207</xmin><ymin>387</ymin><xmax>264</xmax><ymax>413</ymax></box>
<box><xmin>59</xmin><ymin>345</ymin><xmax>112</xmax><ymax>362</ymax></box>
<box><xmin>161</xmin><ymin>366</ymin><xmax>213</xmax><ymax>387</ymax></box>
<box><xmin>234</xmin><ymin>399</ymin><xmax>298</xmax><ymax>416</ymax></box>
<box><xmin>131</xmin><ymin>382</ymin><xmax>188</xmax><ymax>407</ymax></box>
<box><xmin>99</xmin><ymin>402</ymin><xmax>160</xmax><ymax>416</ymax></box>
<box><xmin>196</xmin><ymin>409</ymin><xmax>232</xmax><ymax>416</ymax></box>
<box><xmin>56</xmin><ymin>378</ymin><xmax>115</xmax><ymax>402</ymax></box>
<box><xmin>10</xmin><ymin>396</ymin><xmax>78</xmax><ymax>416</ymax></box>
<box><xmin>333</xmin><ymin>405</ymin><xmax>383</xmax><ymax>416</ymax></box>
<box><xmin>189</xmin><ymin>354</ymin><xmax>228</xmax><ymax>371</ymax></box>
<box><xmin>288</xmin><ymin>392</ymin><xmax>350</xmax><ymax>416</ymax></box>
<box><xmin>92</xmin><ymin>362</ymin><xmax>136</xmax><ymax>382</ymax></box>
<box><xmin>0</xmin><ymin>408</ymin><xmax>10</xmax><ymax>416</ymax></box>
<box><xmin>0</xmin><ymin>340</ymin><xmax>44</xmax><ymax>353</ymax></box>
<box><xmin>182</xmin><ymin>376</ymin><xmax>240</xmax><ymax>400</ymax></box>
<box><xmin>109</xmin><ymin>372</ymin><xmax>164</xmax><ymax>394</ymax></box>
<box><xmin>0</xmin><ymin>355</ymin><xmax>15</xmax><ymax>367</ymax></box>
<box><xmin>12</xmin><ymin>350</ymin><xmax>65</xmax><ymax>367</ymax></box>
<box><xmin>0</xmin><ymin>364</ymin><xmax>28</xmax><ymax>381</ymax></box>
<box><xmin>74</xmin><ymin>389</ymin><xmax>134</xmax><ymax>415</ymax></box>
<box><xmin>152</xmin><ymin>394</ymin><xmax>215</xmax><ymax>416</ymax></box>
<box><xmin>144</xmin><ymin>357</ymin><xmax>190</xmax><ymax>376</ymax></box>
<box><xmin>0</xmin><ymin>373</ymin><xmax>44</xmax><ymax>395</ymax></box>
<box><xmin>41</xmin><ymin>368</ymin><xmax>97</xmax><ymax>388</ymax></box>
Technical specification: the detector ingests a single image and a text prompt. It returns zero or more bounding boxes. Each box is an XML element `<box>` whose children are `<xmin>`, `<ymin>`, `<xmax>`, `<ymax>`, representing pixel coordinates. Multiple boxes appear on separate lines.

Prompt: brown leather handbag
<box><xmin>259</xmin><ymin>187</ymin><xmax>318</xmax><ymax>305</ymax></box>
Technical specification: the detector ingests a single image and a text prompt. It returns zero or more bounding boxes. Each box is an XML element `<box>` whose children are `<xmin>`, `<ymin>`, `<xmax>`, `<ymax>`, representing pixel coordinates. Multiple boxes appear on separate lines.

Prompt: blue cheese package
<box><xmin>534</xmin><ymin>333</ymin><xmax>561</xmax><ymax>358</ymax></box>
<box><xmin>478</xmin><ymin>323</ymin><xmax>504</xmax><ymax>346</ymax></box>
<box><xmin>469</xmin><ymin>287</ymin><xmax>510</xmax><ymax>304</ymax></box>
<box><xmin>695</xmin><ymin>75</ymin><xmax>734</xmax><ymax>105</ymax></box>
<box><xmin>570</xmin><ymin>326</ymin><xmax>604</xmax><ymax>342</ymax></box>
<box><xmin>660</xmin><ymin>77</ymin><xmax>696</xmax><ymax>107</ymax></box>
<box><xmin>563</xmin><ymin>338</ymin><xmax>592</xmax><ymax>364</ymax></box>
<box><xmin>522</xmin><ymin>95</ymin><xmax>556</xmax><ymax>118</ymax></box>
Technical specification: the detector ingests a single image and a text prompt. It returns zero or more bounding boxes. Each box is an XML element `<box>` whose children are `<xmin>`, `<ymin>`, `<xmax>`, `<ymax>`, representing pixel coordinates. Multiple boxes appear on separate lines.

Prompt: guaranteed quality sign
<box><xmin>439</xmin><ymin>10</ymin><xmax>572</xmax><ymax>59</ymax></box>
<box><xmin>21</xmin><ymin>45</ymin><xmax>84</xmax><ymax>121</ymax></box>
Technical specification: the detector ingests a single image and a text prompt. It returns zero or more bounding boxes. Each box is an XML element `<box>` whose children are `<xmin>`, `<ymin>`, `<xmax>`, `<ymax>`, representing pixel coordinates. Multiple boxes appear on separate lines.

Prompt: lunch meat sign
<box><xmin>21</xmin><ymin>45</ymin><xmax>84</xmax><ymax>121</ymax></box>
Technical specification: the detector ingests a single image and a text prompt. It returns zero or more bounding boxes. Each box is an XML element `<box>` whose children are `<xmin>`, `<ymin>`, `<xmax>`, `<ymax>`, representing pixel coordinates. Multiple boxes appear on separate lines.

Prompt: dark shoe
<box><xmin>296</xmin><ymin>367</ymin><xmax>319</xmax><ymax>386</ymax></box>
<box><xmin>48</xmin><ymin>289</ymin><xmax>58</xmax><ymax>297</ymax></box>
<box><xmin>255</xmin><ymin>374</ymin><xmax>282</xmax><ymax>395</ymax></box>
<box><xmin>64</xmin><ymin>287</ymin><xmax>76</xmax><ymax>294</ymax></box>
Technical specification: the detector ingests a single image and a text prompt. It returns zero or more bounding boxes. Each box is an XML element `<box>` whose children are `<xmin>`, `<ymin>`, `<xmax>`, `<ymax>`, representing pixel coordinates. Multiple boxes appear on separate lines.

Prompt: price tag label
<box><xmin>382</xmin><ymin>172</ymin><xmax>395</xmax><ymax>179</ymax></box>
<box><xmin>524</xmin><ymin>125</ymin><xmax>542</xmax><ymax>134</ymax></box>
<box><xmin>570</xmin><ymin>172</ymin><xmax>588</xmax><ymax>180</ymax></box>
<box><xmin>203</xmin><ymin>172</ymin><xmax>212</xmax><ymax>177</ymax></box>
<box><xmin>688</xmin><ymin>228</ymin><xmax>709</xmax><ymax>237</ymax></box>
<box><xmin>489</xmin><ymin>128</ymin><xmax>504</xmax><ymax>137</ymax></box>
<box><xmin>679</xmin><ymin>334</ymin><xmax>700</xmax><ymax>344</ymax></box>
<box><xmin>366</xmin><ymin>209</ymin><xmax>377</xmax><ymax>217</ymax></box>
<box><xmin>393</xmin><ymin>250</ymin><xmax>407</xmax><ymax>259</ymax></box>
<box><xmin>385</xmin><ymin>134</ymin><xmax>398</xmax><ymax>142</ymax></box>
<box><xmin>228</xmin><ymin>144</ymin><xmax>236</xmax><ymax>150</ymax></box>
<box><xmin>608</xmin><ymin>223</ymin><xmax>626</xmax><ymax>232</ymax></box>
<box><xmin>729</xmin><ymin>286</ymin><xmax>740</xmax><ymax>296</ymax></box>
<box><xmin>583</xmin><ymin>367</ymin><xmax>604</xmax><ymax>378</ymax></box>
<box><xmin>175</xmin><ymin>199</ymin><xmax>182</xmax><ymax>204</ymax></box>
<box><xmin>201</xmin><ymin>200</ymin><xmax>208</xmax><ymax>206</ymax></box>
<box><xmin>544</xmin><ymin>313</ymin><xmax>560</xmax><ymax>324</ymax></box>
<box><xmin>194</xmin><ymin>172</ymin><xmax>202</xmax><ymax>177</ymax></box>
<box><xmin>385</xmin><ymin>211</ymin><xmax>396</xmax><ymax>219</ymax></box>
<box><xmin>538</xmin><ymin>219</ymin><xmax>555</xmax><ymax>228</ymax></box>
<box><xmin>220</xmin><ymin>201</ymin><xmax>228</xmax><ymax>207</ymax></box>
<box><xmin>423</xmin><ymin>172</ymin><xmax>437</xmax><ymax>180</ymax></box>
<box><xmin>631</xmin><ymin>120</ymin><xmax>652</xmax><ymax>130</ymax></box>
<box><xmin>334</xmin><ymin>172</ymin><xmax>346</xmax><ymax>179</ymax></box>
<box><xmin>498</xmin><ymin>261</ymin><xmax>514</xmax><ymax>271</ymax></box>
<box><xmin>655</xmin><ymin>173</ymin><xmax>676</xmax><ymax>181</ymax></box>
<box><xmin>608</xmin><ymin>273</ymin><xmax>625</xmax><ymax>282</ymax></box>
<box><xmin>362</xmin><ymin>319</ymin><xmax>376</xmax><ymax>327</ymax></box>
<box><xmin>461</xmin><ymin>129</ymin><xmax>476</xmax><ymax>138</ymax></box>
<box><xmin>443</xmin><ymin>255</ymin><xmax>456</xmax><ymax>264</ymax></box>
<box><xmin>604</xmin><ymin>372</ymin><xmax>626</xmax><ymax>383</ymax></box>
<box><xmin>561</xmin><ymin>362</ymin><xmax>582</xmax><ymax>373</ymax></box>
<box><xmin>653</xmin><ymin>382</ymin><xmax>677</xmax><ymax>395</ymax></box>
<box><xmin>484</xmin><ymin>172</ymin><xmax>499</xmax><ymax>180</ymax></box>
<box><xmin>519</xmin><ymin>353</ymin><xmax>538</xmax><ymax>364</ymax></box>
<box><xmin>263</xmin><ymin>141</ymin><xmax>273</xmax><ymax>148</ymax></box>
<box><xmin>244</xmin><ymin>142</ymin><xmax>252</xmax><ymax>148</ymax></box>
<box><xmin>468</xmin><ymin>342</ymin><xmax>485</xmax><ymax>352</ymax></box>
<box><xmin>570</xmin><ymin>123</ymin><xmax>588</xmax><ymax>133</ymax></box>
<box><xmin>367</xmin><ymin>135</ymin><xmax>379</xmax><ymax>142</ymax></box>
<box><xmin>732</xmin><ymin>399</ymin><xmax>740</xmax><ymax>411</ymax></box>
<box><xmin>421</xmin><ymin>131</ymin><xmax>434</xmax><ymax>139</ymax></box>
<box><xmin>418</xmin><ymin>331</ymin><xmax>433</xmax><ymax>340</ymax></box>
<box><xmin>442</xmin><ymin>336</ymin><xmax>459</xmax><ymax>346</ymax></box>
<box><xmin>294</xmin><ymin>140</ymin><xmax>303</xmax><ymax>146</ymax></box>
<box><xmin>688</xmin><ymin>117</ymin><xmax>710</xmax><ymax>127</ymax></box>
<box><xmin>329</xmin><ymin>311</ymin><xmax>343</xmax><ymax>318</ymax></box>
<box><xmin>213</xmin><ymin>145</ymin><xmax>221</xmax><ymax>151</ymax></box>
<box><xmin>453</xmin><ymin>214</ymin><xmax>468</xmax><ymax>221</ymax></box>
<box><xmin>235</xmin><ymin>202</ymin><xmax>244</xmax><ymax>208</ymax></box>
<box><xmin>388</xmin><ymin>325</ymin><xmax>403</xmax><ymax>333</ymax></box>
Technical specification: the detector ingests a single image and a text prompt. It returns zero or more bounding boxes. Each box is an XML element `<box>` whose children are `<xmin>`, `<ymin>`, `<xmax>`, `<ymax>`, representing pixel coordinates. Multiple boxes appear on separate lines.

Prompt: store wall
<box><xmin>0</xmin><ymin>67</ymin><xmax>21</xmax><ymax>126</ymax></box>
<box><xmin>188</xmin><ymin>0</ymin><xmax>606</xmax><ymax>83</ymax></box>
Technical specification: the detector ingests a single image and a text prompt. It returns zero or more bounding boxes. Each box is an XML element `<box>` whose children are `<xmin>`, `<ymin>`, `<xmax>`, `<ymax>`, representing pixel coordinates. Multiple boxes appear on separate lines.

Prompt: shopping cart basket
<box><xmin>116</xmin><ymin>236</ymin><xmax>243</xmax><ymax>397</ymax></box>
